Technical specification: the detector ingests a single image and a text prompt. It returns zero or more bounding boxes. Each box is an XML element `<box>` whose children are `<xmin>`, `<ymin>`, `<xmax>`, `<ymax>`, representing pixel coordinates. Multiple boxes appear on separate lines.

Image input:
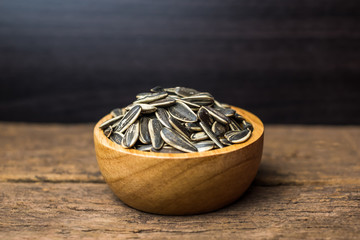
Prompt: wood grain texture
<box><xmin>94</xmin><ymin>107</ymin><xmax>264</xmax><ymax>215</ymax></box>
<box><xmin>0</xmin><ymin>123</ymin><xmax>359</xmax><ymax>238</ymax></box>
<box><xmin>0</xmin><ymin>0</ymin><xmax>359</xmax><ymax>124</ymax></box>
<box><xmin>1</xmin><ymin>183</ymin><xmax>359</xmax><ymax>239</ymax></box>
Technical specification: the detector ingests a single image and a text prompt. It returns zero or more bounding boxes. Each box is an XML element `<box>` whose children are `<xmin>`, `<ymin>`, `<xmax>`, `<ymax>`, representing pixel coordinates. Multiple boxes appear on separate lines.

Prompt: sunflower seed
<box><xmin>241</xmin><ymin>120</ymin><xmax>254</xmax><ymax>131</ymax></box>
<box><xmin>160</xmin><ymin>127</ymin><xmax>197</xmax><ymax>153</ymax></box>
<box><xmin>190</xmin><ymin>131</ymin><xmax>209</xmax><ymax>141</ymax></box>
<box><xmin>168</xmin><ymin>115</ymin><xmax>191</xmax><ymax>138</ymax></box>
<box><xmin>134</xmin><ymin>91</ymin><xmax>168</xmax><ymax>104</ymax></box>
<box><xmin>233</xmin><ymin>113</ymin><xmax>245</xmax><ymax>121</ymax></box>
<box><xmin>197</xmin><ymin>107</ymin><xmax>213</xmax><ymax>126</ymax></box>
<box><xmin>224</xmin><ymin>130</ymin><xmax>241</xmax><ymax>139</ymax></box>
<box><xmin>150</xmin><ymin>86</ymin><xmax>164</xmax><ymax>92</ymax></box>
<box><xmin>114</xmin><ymin>105</ymin><xmax>141</xmax><ymax>133</ymax></box>
<box><xmin>135</xmin><ymin>144</ymin><xmax>152</xmax><ymax>151</ymax></box>
<box><xmin>164</xmin><ymin>87</ymin><xmax>176</xmax><ymax>93</ymax></box>
<box><xmin>219</xmin><ymin>137</ymin><xmax>232</xmax><ymax>146</ymax></box>
<box><xmin>121</xmin><ymin>121</ymin><xmax>140</xmax><ymax>148</ymax></box>
<box><xmin>149</xmin><ymin>97</ymin><xmax>176</xmax><ymax>107</ymax></box>
<box><xmin>151</xmin><ymin>146</ymin><xmax>185</xmax><ymax>153</ymax></box>
<box><xmin>214</xmin><ymin>100</ymin><xmax>224</xmax><ymax>109</ymax></box>
<box><xmin>229</xmin><ymin>119</ymin><xmax>242</xmax><ymax>131</ymax></box>
<box><xmin>203</xmin><ymin>106</ymin><xmax>230</xmax><ymax>125</ymax></box>
<box><xmin>168</xmin><ymin>101</ymin><xmax>198</xmax><ymax>123</ymax></box>
<box><xmin>148</xmin><ymin>119</ymin><xmax>164</xmax><ymax>150</ymax></box>
<box><xmin>136</xmin><ymin>92</ymin><xmax>152</xmax><ymax>99</ymax></box>
<box><xmin>216</xmin><ymin>107</ymin><xmax>236</xmax><ymax>117</ymax></box>
<box><xmin>174</xmin><ymin>86</ymin><xmax>199</xmax><ymax>97</ymax></box>
<box><xmin>111</xmin><ymin>108</ymin><xmax>123</xmax><ymax>117</ymax></box>
<box><xmin>226</xmin><ymin>129</ymin><xmax>252</xmax><ymax>143</ymax></box>
<box><xmin>126</xmin><ymin>103</ymin><xmax>157</xmax><ymax>114</ymax></box>
<box><xmin>220</xmin><ymin>102</ymin><xmax>231</xmax><ymax>108</ymax></box>
<box><xmin>211</xmin><ymin>121</ymin><xmax>228</xmax><ymax>137</ymax></box>
<box><xmin>181</xmin><ymin>94</ymin><xmax>214</xmax><ymax>106</ymax></box>
<box><xmin>197</xmin><ymin>107</ymin><xmax>223</xmax><ymax>148</ymax></box>
<box><xmin>110</xmin><ymin>132</ymin><xmax>124</xmax><ymax>145</ymax></box>
<box><xmin>199</xmin><ymin>121</ymin><xmax>223</xmax><ymax>149</ymax></box>
<box><xmin>194</xmin><ymin>140</ymin><xmax>215</xmax><ymax>152</ymax></box>
<box><xmin>155</xmin><ymin>108</ymin><xmax>172</xmax><ymax>129</ymax></box>
<box><xmin>176</xmin><ymin>99</ymin><xmax>201</xmax><ymax>110</ymax></box>
<box><xmin>182</xmin><ymin>92</ymin><xmax>213</xmax><ymax>101</ymax></box>
<box><xmin>101</xmin><ymin>86</ymin><xmax>254</xmax><ymax>152</ymax></box>
<box><xmin>103</xmin><ymin>126</ymin><xmax>113</xmax><ymax>138</ymax></box>
<box><xmin>99</xmin><ymin>115</ymin><xmax>123</xmax><ymax>130</ymax></box>
<box><xmin>168</xmin><ymin>94</ymin><xmax>180</xmax><ymax>99</ymax></box>
<box><xmin>185</xmin><ymin>122</ymin><xmax>202</xmax><ymax>132</ymax></box>
<box><xmin>137</xmin><ymin>104</ymin><xmax>157</xmax><ymax>114</ymax></box>
<box><xmin>139</xmin><ymin>117</ymin><xmax>151</xmax><ymax>144</ymax></box>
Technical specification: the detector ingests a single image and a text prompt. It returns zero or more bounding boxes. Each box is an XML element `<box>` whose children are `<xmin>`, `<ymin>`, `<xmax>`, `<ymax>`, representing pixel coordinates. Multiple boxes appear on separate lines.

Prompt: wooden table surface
<box><xmin>1</xmin><ymin>123</ymin><xmax>359</xmax><ymax>239</ymax></box>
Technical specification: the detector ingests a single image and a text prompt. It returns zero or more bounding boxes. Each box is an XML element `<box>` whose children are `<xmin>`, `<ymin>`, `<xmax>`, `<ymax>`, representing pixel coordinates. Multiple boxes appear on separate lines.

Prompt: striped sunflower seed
<box><xmin>199</xmin><ymin>121</ymin><xmax>223</xmax><ymax>149</ymax></box>
<box><xmin>110</xmin><ymin>132</ymin><xmax>124</xmax><ymax>145</ymax></box>
<box><xmin>226</xmin><ymin>129</ymin><xmax>252</xmax><ymax>143</ymax></box>
<box><xmin>148</xmin><ymin>119</ymin><xmax>164</xmax><ymax>150</ymax></box>
<box><xmin>180</xmin><ymin>95</ymin><xmax>214</xmax><ymax>106</ymax></box>
<box><xmin>168</xmin><ymin>101</ymin><xmax>198</xmax><ymax>123</ymax></box>
<box><xmin>194</xmin><ymin>140</ymin><xmax>215</xmax><ymax>152</ymax></box>
<box><xmin>168</xmin><ymin>115</ymin><xmax>191</xmax><ymax>138</ymax></box>
<box><xmin>176</xmin><ymin>99</ymin><xmax>201</xmax><ymax>110</ymax></box>
<box><xmin>215</xmin><ymin>107</ymin><xmax>236</xmax><ymax>117</ymax></box>
<box><xmin>135</xmin><ymin>144</ymin><xmax>152</xmax><ymax>151</ymax></box>
<box><xmin>99</xmin><ymin>114</ymin><xmax>123</xmax><ymax>130</ymax></box>
<box><xmin>174</xmin><ymin>86</ymin><xmax>199</xmax><ymax>97</ymax></box>
<box><xmin>136</xmin><ymin>92</ymin><xmax>152</xmax><ymax>99</ymax></box>
<box><xmin>197</xmin><ymin>107</ymin><xmax>223</xmax><ymax>148</ymax></box>
<box><xmin>185</xmin><ymin>122</ymin><xmax>202</xmax><ymax>132</ymax></box>
<box><xmin>139</xmin><ymin>117</ymin><xmax>151</xmax><ymax>144</ymax></box>
<box><xmin>121</xmin><ymin>120</ymin><xmax>140</xmax><ymax>148</ymax></box>
<box><xmin>163</xmin><ymin>87</ymin><xmax>176</xmax><ymax>93</ymax></box>
<box><xmin>101</xmin><ymin>86</ymin><xmax>254</xmax><ymax>153</ymax></box>
<box><xmin>233</xmin><ymin>113</ymin><xmax>245</xmax><ymax>122</ymax></box>
<box><xmin>151</xmin><ymin>146</ymin><xmax>185</xmax><ymax>153</ymax></box>
<box><xmin>203</xmin><ymin>106</ymin><xmax>231</xmax><ymax>125</ymax></box>
<box><xmin>149</xmin><ymin>97</ymin><xmax>176</xmax><ymax>107</ymax></box>
<box><xmin>219</xmin><ymin>137</ymin><xmax>232</xmax><ymax>146</ymax></box>
<box><xmin>220</xmin><ymin>102</ymin><xmax>231</xmax><ymax>109</ymax></box>
<box><xmin>126</xmin><ymin>103</ymin><xmax>157</xmax><ymax>114</ymax></box>
<box><xmin>190</xmin><ymin>131</ymin><xmax>209</xmax><ymax>141</ymax></box>
<box><xmin>155</xmin><ymin>108</ymin><xmax>172</xmax><ymax>129</ymax></box>
<box><xmin>150</xmin><ymin>86</ymin><xmax>164</xmax><ymax>92</ymax></box>
<box><xmin>110</xmin><ymin>108</ymin><xmax>123</xmax><ymax>117</ymax></box>
<box><xmin>134</xmin><ymin>91</ymin><xmax>168</xmax><ymax>104</ymax></box>
<box><xmin>114</xmin><ymin>105</ymin><xmax>141</xmax><ymax>133</ymax></box>
<box><xmin>224</xmin><ymin>130</ymin><xmax>241</xmax><ymax>139</ymax></box>
<box><xmin>229</xmin><ymin>119</ymin><xmax>242</xmax><ymax>131</ymax></box>
<box><xmin>241</xmin><ymin>120</ymin><xmax>254</xmax><ymax>131</ymax></box>
<box><xmin>103</xmin><ymin>126</ymin><xmax>113</xmax><ymax>138</ymax></box>
<box><xmin>160</xmin><ymin>127</ymin><xmax>197</xmax><ymax>153</ymax></box>
<box><xmin>211</xmin><ymin>121</ymin><xmax>228</xmax><ymax>137</ymax></box>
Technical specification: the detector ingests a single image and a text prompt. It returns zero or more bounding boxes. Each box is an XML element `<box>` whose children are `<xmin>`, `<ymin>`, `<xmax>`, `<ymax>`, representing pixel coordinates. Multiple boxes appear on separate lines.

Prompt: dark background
<box><xmin>0</xmin><ymin>0</ymin><xmax>359</xmax><ymax>124</ymax></box>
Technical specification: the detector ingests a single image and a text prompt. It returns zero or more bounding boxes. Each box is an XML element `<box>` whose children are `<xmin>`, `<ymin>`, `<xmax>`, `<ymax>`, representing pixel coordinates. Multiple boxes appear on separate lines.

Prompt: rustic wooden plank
<box><xmin>1</xmin><ymin>123</ymin><xmax>359</xmax><ymax>185</ymax></box>
<box><xmin>0</xmin><ymin>122</ymin><xmax>102</xmax><ymax>183</ymax></box>
<box><xmin>0</xmin><ymin>182</ymin><xmax>359</xmax><ymax>239</ymax></box>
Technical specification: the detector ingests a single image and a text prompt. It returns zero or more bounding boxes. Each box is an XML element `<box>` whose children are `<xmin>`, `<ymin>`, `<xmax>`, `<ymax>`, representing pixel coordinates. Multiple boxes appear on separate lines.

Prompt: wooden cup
<box><xmin>94</xmin><ymin>106</ymin><xmax>264</xmax><ymax>215</ymax></box>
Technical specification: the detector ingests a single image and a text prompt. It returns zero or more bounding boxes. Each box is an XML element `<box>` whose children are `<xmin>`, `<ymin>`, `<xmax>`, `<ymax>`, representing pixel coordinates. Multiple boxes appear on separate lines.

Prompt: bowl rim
<box><xmin>94</xmin><ymin>106</ymin><xmax>264</xmax><ymax>159</ymax></box>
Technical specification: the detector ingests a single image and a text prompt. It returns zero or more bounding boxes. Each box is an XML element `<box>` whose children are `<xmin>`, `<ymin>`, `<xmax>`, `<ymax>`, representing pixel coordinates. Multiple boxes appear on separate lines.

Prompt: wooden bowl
<box><xmin>94</xmin><ymin>106</ymin><xmax>264</xmax><ymax>215</ymax></box>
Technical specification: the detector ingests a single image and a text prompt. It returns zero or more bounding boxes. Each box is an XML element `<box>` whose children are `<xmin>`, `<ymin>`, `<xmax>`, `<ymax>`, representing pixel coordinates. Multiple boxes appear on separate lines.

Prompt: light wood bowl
<box><xmin>94</xmin><ymin>106</ymin><xmax>264</xmax><ymax>215</ymax></box>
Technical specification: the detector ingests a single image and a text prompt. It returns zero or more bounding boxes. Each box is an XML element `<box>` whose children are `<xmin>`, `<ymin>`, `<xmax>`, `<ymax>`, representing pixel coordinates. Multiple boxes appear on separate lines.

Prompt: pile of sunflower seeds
<box><xmin>99</xmin><ymin>86</ymin><xmax>253</xmax><ymax>153</ymax></box>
